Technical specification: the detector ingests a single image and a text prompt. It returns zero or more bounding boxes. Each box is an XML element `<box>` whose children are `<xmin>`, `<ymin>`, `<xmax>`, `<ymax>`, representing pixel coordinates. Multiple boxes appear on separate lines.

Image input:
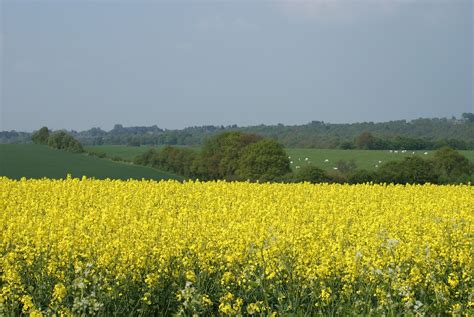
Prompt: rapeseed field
<box><xmin>0</xmin><ymin>177</ymin><xmax>472</xmax><ymax>315</ymax></box>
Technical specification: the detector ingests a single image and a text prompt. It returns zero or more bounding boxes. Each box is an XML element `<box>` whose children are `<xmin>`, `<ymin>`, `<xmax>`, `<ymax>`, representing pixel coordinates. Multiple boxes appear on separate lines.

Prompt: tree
<box><xmin>293</xmin><ymin>166</ymin><xmax>329</xmax><ymax>183</ymax></box>
<box><xmin>433</xmin><ymin>147</ymin><xmax>471</xmax><ymax>183</ymax></box>
<box><xmin>377</xmin><ymin>157</ymin><xmax>438</xmax><ymax>184</ymax></box>
<box><xmin>31</xmin><ymin>127</ymin><xmax>50</xmax><ymax>144</ymax></box>
<box><xmin>236</xmin><ymin>139</ymin><xmax>290</xmax><ymax>181</ymax></box>
<box><xmin>199</xmin><ymin>132</ymin><xmax>262</xmax><ymax>180</ymax></box>
<box><xmin>47</xmin><ymin>131</ymin><xmax>84</xmax><ymax>153</ymax></box>
<box><xmin>348</xmin><ymin>169</ymin><xmax>377</xmax><ymax>184</ymax></box>
<box><xmin>355</xmin><ymin>132</ymin><xmax>377</xmax><ymax>150</ymax></box>
<box><xmin>461</xmin><ymin>112</ymin><xmax>474</xmax><ymax>123</ymax></box>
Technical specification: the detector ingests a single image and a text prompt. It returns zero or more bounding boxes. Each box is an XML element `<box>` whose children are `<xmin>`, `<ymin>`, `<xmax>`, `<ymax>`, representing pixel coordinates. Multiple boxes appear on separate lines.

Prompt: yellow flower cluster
<box><xmin>0</xmin><ymin>177</ymin><xmax>472</xmax><ymax>315</ymax></box>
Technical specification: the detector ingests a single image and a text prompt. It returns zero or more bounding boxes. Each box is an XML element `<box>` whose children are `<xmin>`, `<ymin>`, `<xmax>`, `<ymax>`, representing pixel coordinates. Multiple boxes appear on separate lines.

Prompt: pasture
<box><xmin>0</xmin><ymin>144</ymin><xmax>183</xmax><ymax>180</ymax></box>
<box><xmin>286</xmin><ymin>148</ymin><xmax>474</xmax><ymax>171</ymax></box>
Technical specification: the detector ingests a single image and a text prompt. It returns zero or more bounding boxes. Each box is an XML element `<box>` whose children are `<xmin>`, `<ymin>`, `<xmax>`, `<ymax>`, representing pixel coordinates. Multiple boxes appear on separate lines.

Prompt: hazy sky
<box><xmin>1</xmin><ymin>0</ymin><xmax>473</xmax><ymax>131</ymax></box>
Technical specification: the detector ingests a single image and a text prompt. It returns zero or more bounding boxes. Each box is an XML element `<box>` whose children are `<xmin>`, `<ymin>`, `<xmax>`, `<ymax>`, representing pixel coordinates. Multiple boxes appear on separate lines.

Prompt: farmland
<box><xmin>1</xmin><ymin>178</ymin><xmax>472</xmax><ymax>315</ymax></box>
<box><xmin>0</xmin><ymin>144</ymin><xmax>182</xmax><ymax>180</ymax></box>
<box><xmin>286</xmin><ymin>148</ymin><xmax>474</xmax><ymax>171</ymax></box>
<box><xmin>86</xmin><ymin>145</ymin><xmax>474</xmax><ymax>171</ymax></box>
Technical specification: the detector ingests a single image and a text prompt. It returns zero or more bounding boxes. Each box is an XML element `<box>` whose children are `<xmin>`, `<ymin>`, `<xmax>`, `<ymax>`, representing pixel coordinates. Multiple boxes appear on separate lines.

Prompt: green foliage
<box><xmin>236</xmin><ymin>139</ymin><xmax>291</xmax><ymax>181</ymax></box>
<box><xmin>347</xmin><ymin>169</ymin><xmax>377</xmax><ymax>184</ymax></box>
<box><xmin>47</xmin><ymin>131</ymin><xmax>84</xmax><ymax>153</ymax></box>
<box><xmin>198</xmin><ymin>132</ymin><xmax>262</xmax><ymax>179</ymax></box>
<box><xmin>355</xmin><ymin>132</ymin><xmax>377</xmax><ymax>150</ymax></box>
<box><xmin>462</xmin><ymin>112</ymin><xmax>474</xmax><ymax>123</ymax></box>
<box><xmin>9</xmin><ymin>115</ymin><xmax>473</xmax><ymax>149</ymax></box>
<box><xmin>433</xmin><ymin>147</ymin><xmax>471</xmax><ymax>183</ymax></box>
<box><xmin>133</xmin><ymin>133</ymin><xmax>290</xmax><ymax>182</ymax></box>
<box><xmin>377</xmin><ymin>157</ymin><xmax>439</xmax><ymax>184</ymax></box>
<box><xmin>31</xmin><ymin>127</ymin><xmax>50</xmax><ymax>145</ymax></box>
<box><xmin>152</xmin><ymin>146</ymin><xmax>198</xmax><ymax>177</ymax></box>
<box><xmin>293</xmin><ymin>166</ymin><xmax>329</xmax><ymax>183</ymax></box>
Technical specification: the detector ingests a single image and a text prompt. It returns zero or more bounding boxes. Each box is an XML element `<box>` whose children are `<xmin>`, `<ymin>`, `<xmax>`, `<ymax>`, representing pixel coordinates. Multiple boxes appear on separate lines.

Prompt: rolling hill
<box><xmin>0</xmin><ymin>144</ymin><xmax>183</xmax><ymax>180</ymax></box>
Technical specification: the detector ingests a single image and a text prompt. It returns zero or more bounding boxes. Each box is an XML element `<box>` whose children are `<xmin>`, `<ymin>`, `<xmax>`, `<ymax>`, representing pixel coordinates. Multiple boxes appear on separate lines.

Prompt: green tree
<box><xmin>236</xmin><ymin>139</ymin><xmax>290</xmax><ymax>181</ymax></box>
<box><xmin>199</xmin><ymin>132</ymin><xmax>262</xmax><ymax>180</ymax></box>
<box><xmin>348</xmin><ymin>169</ymin><xmax>377</xmax><ymax>184</ymax></box>
<box><xmin>461</xmin><ymin>112</ymin><xmax>474</xmax><ymax>123</ymax></box>
<box><xmin>31</xmin><ymin>127</ymin><xmax>50</xmax><ymax>144</ymax></box>
<box><xmin>293</xmin><ymin>165</ymin><xmax>329</xmax><ymax>183</ymax></box>
<box><xmin>355</xmin><ymin>132</ymin><xmax>377</xmax><ymax>150</ymax></box>
<box><xmin>377</xmin><ymin>157</ymin><xmax>438</xmax><ymax>184</ymax></box>
<box><xmin>47</xmin><ymin>131</ymin><xmax>84</xmax><ymax>153</ymax></box>
<box><xmin>433</xmin><ymin>147</ymin><xmax>471</xmax><ymax>183</ymax></box>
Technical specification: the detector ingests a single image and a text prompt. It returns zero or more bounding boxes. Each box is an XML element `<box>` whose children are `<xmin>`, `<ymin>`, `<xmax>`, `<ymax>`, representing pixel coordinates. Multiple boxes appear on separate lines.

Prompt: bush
<box><xmin>433</xmin><ymin>147</ymin><xmax>471</xmax><ymax>183</ymax></box>
<box><xmin>377</xmin><ymin>157</ymin><xmax>438</xmax><ymax>184</ymax></box>
<box><xmin>31</xmin><ymin>127</ymin><xmax>50</xmax><ymax>144</ymax></box>
<box><xmin>348</xmin><ymin>169</ymin><xmax>377</xmax><ymax>184</ymax></box>
<box><xmin>47</xmin><ymin>131</ymin><xmax>84</xmax><ymax>153</ymax></box>
<box><xmin>198</xmin><ymin>132</ymin><xmax>262</xmax><ymax>180</ymax></box>
<box><xmin>236</xmin><ymin>139</ymin><xmax>291</xmax><ymax>181</ymax></box>
<box><xmin>293</xmin><ymin>166</ymin><xmax>329</xmax><ymax>183</ymax></box>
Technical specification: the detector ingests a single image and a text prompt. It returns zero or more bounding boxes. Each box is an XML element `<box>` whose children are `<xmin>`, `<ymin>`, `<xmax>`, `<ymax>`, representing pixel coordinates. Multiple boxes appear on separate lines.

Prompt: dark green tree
<box><xmin>377</xmin><ymin>157</ymin><xmax>438</xmax><ymax>184</ymax></box>
<box><xmin>31</xmin><ymin>127</ymin><xmax>50</xmax><ymax>144</ymax></box>
<box><xmin>433</xmin><ymin>147</ymin><xmax>471</xmax><ymax>183</ymax></box>
<box><xmin>47</xmin><ymin>131</ymin><xmax>84</xmax><ymax>153</ymax></box>
<box><xmin>355</xmin><ymin>132</ymin><xmax>377</xmax><ymax>150</ymax></box>
<box><xmin>293</xmin><ymin>166</ymin><xmax>329</xmax><ymax>183</ymax></box>
<box><xmin>348</xmin><ymin>169</ymin><xmax>377</xmax><ymax>184</ymax></box>
<box><xmin>236</xmin><ymin>139</ymin><xmax>290</xmax><ymax>181</ymax></box>
<box><xmin>198</xmin><ymin>132</ymin><xmax>262</xmax><ymax>180</ymax></box>
<box><xmin>461</xmin><ymin>112</ymin><xmax>474</xmax><ymax>123</ymax></box>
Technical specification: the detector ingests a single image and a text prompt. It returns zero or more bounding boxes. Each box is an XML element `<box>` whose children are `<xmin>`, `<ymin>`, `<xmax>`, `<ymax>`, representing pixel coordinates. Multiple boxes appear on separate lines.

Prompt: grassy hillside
<box><xmin>0</xmin><ymin>144</ymin><xmax>183</xmax><ymax>180</ymax></box>
<box><xmin>286</xmin><ymin>149</ymin><xmax>474</xmax><ymax>171</ymax></box>
<box><xmin>87</xmin><ymin>145</ymin><xmax>474</xmax><ymax>172</ymax></box>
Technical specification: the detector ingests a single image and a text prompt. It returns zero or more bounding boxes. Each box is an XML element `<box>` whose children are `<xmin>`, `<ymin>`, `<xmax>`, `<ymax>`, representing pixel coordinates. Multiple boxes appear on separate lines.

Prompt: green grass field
<box><xmin>286</xmin><ymin>148</ymin><xmax>474</xmax><ymax>171</ymax></box>
<box><xmin>0</xmin><ymin>144</ymin><xmax>183</xmax><ymax>180</ymax></box>
<box><xmin>86</xmin><ymin>145</ymin><xmax>474</xmax><ymax>172</ymax></box>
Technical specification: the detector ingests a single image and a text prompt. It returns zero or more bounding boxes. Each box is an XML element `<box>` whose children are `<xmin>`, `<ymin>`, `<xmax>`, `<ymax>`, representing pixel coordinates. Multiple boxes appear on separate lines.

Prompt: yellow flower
<box><xmin>52</xmin><ymin>283</ymin><xmax>67</xmax><ymax>302</ymax></box>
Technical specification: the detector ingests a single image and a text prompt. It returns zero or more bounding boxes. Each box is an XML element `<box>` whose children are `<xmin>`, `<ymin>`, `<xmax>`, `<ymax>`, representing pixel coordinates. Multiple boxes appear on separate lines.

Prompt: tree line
<box><xmin>134</xmin><ymin>132</ymin><xmax>474</xmax><ymax>184</ymax></box>
<box><xmin>3</xmin><ymin>113</ymin><xmax>473</xmax><ymax>149</ymax></box>
<box><xmin>31</xmin><ymin>127</ymin><xmax>84</xmax><ymax>153</ymax></box>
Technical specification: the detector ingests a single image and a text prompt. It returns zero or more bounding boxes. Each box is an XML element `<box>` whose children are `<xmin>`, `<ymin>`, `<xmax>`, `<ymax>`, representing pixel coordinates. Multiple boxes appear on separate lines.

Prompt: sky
<box><xmin>1</xmin><ymin>0</ymin><xmax>473</xmax><ymax>132</ymax></box>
